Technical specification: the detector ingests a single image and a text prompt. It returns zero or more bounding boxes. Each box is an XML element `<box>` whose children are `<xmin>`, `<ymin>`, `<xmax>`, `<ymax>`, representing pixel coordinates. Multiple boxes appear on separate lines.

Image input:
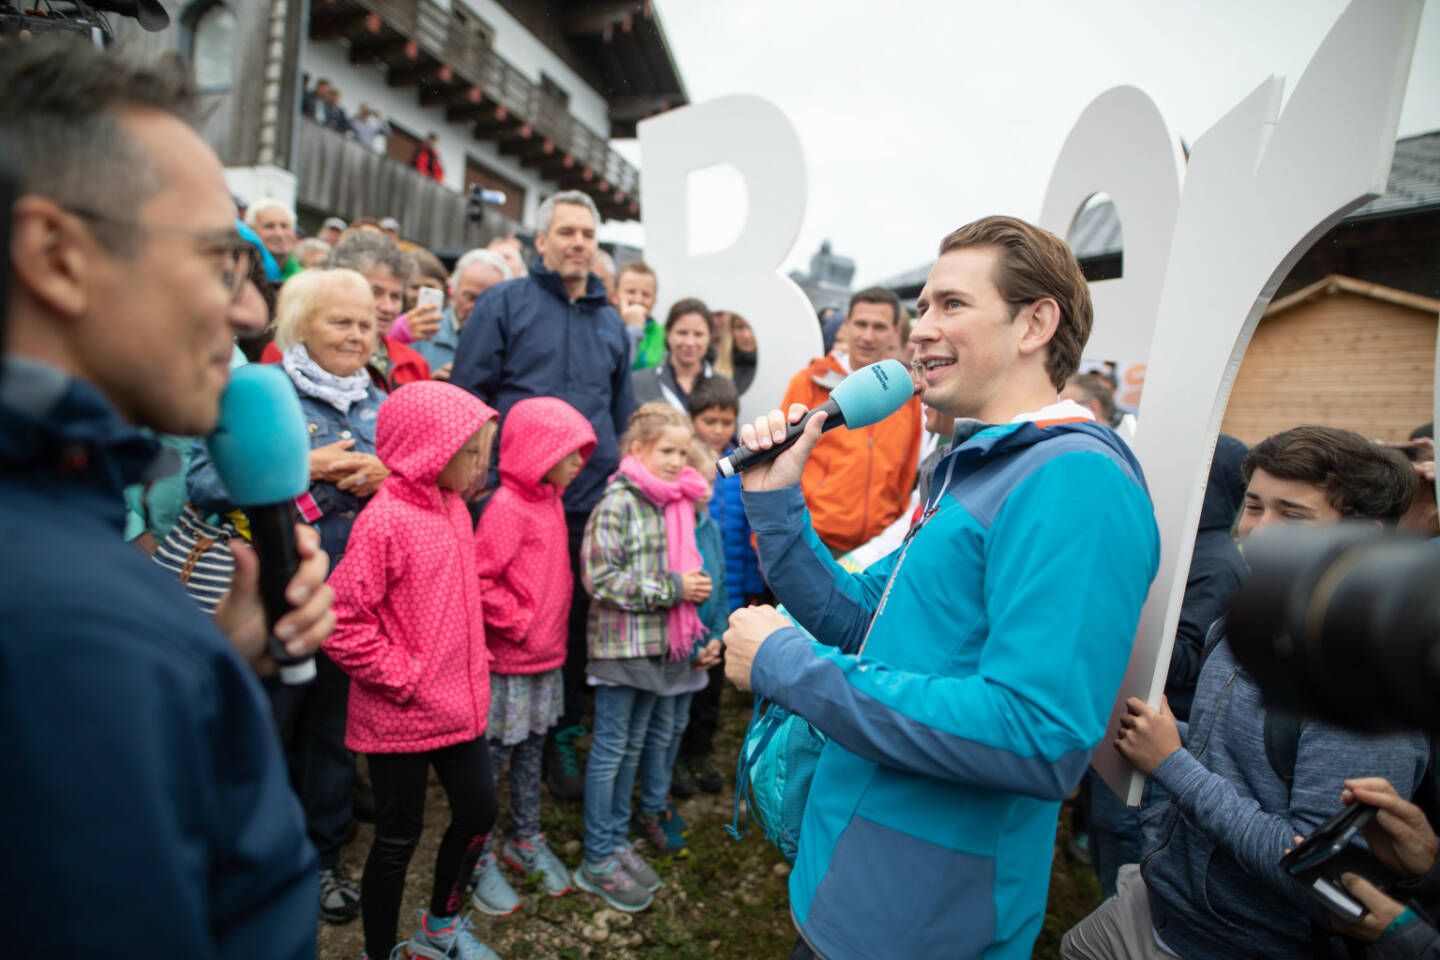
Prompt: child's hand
<box><xmin>681</xmin><ymin>569</ymin><xmax>712</xmax><ymax>603</ymax></box>
<box><xmin>693</xmin><ymin>638</ymin><xmax>722</xmax><ymax>669</ymax></box>
<box><xmin>1114</xmin><ymin>695</ymin><xmax>1181</xmax><ymax>775</ymax></box>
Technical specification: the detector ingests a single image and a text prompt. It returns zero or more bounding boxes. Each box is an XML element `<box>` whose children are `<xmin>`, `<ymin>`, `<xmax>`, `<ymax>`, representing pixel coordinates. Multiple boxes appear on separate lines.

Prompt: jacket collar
<box><xmin>527</xmin><ymin>256</ymin><xmax>610</xmax><ymax>307</ymax></box>
<box><xmin>0</xmin><ymin>357</ymin><xmax>164</xmax><ymax>503</ymax></box>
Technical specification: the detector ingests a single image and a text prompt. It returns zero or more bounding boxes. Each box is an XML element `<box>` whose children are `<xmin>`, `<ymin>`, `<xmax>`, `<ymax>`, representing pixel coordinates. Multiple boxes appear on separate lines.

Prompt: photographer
<box><xmin>1</xmin><ymin>40</ymin><xmax>330</xmax><ymax>956</ymax></box>
<box><xmin>1063</xmin><ymin>426</ymin><xmax>1431</xmax><ymax>960</ymax></box>
<box><xmin>1321</xmin><ymin>778</ymin><xmax>1440</xmax><ymax>959</ymax></box>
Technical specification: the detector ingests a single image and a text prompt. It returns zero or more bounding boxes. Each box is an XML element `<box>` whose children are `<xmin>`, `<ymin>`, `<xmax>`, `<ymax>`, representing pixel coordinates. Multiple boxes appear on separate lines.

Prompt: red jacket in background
<box><xmin>413</xmin><ymin>144</ymin><xmax>444</xmax><ymax>182</ymax></box>
<box><xmin>324</xmin><ymin>381</ymin><xmax>498</xmax><ymax>754</ymax></box>
<box><xmin>261</xmin><ymin>337</ymin><xmax>431</xmax><ymax>393</ymax></box>
<box><xmin>476</xmin><ymin>397</ymin><xmax>596</xmax><ymax>675</ymax></box>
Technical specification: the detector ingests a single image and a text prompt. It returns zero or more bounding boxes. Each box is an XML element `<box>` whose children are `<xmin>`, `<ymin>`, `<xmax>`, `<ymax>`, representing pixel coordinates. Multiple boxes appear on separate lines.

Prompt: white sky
<box><xmin>598</xmin><ymin>0</ymin><xmax>1440</xmax><ymax>287</ymax></box>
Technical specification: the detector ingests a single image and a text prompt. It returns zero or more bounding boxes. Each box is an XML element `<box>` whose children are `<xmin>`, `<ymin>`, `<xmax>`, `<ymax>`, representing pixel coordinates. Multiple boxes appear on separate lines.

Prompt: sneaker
<box><xmin>634</xmin><ymin>810</ymin><xmax>688</xmax><ymax>858</ymax></box>
<box><xmin>614</xmin><ymin>840</ymin><xmax>663</xmax><ymax>892</ymax></box>
<box><xmin>665</xmin><ymin>800</ymin><xmax>690</xmax><ymax>837</ymax></box>
<box><xmin>670</xmin><ymin>758</ymin><xmax>697</xmax><ymax>799</ymax></box>
<box><xmin>502</xmin><ymin>834</ymin><xmax>572</xmax><ymax>897</ymax></box>
<box><xmin>470</xmin><ymin>852</ymin><xmax>520</xmax><ymax>916</ymax></box>
<box><xmin>544</xmin><ymin>725</ymin><xmax>586</xmax><ymax>800</ymax></box>
<box><xmin>684</xmin><ymin>754</ymin><xmax>724</xmax><ymax>794</ymax></box>
<box><xmin>405</xmin><ymin>911</ymin><xmax>501</xmax><ymax>959</ymax></box>
<box><xmin>319</xmin><ymin>866</ymin><xmax>360</xmax><ymax>924</ymax></box>
<box><xmin>573</xmin><ymin>856</ymin><xmax>653</xmax><ymax>912</ymax></box>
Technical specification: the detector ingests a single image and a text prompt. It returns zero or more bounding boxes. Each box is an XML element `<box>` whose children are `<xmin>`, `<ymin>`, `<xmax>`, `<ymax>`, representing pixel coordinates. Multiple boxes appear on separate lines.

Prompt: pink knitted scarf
<box><xmin>617</xmin><ymin>455</ymin><xmax>709</xmax><ymax>660</ymax></box>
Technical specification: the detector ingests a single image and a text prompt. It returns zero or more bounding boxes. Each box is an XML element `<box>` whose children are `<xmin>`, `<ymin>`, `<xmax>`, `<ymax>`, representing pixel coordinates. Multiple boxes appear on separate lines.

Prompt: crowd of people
<box><xmin>302</xmin><ymin>77</ymin><xmax>445</xmax><ymax>181</ymax></box>
<box><xmin>3</xmin><ymin>38</ymin><xmax>1439</xmax><ymax>960</ymax></box>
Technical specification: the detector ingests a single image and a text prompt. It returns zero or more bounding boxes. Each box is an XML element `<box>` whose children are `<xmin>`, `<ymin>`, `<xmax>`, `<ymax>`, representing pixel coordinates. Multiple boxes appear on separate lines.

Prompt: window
<box><xmin>183</xmin><ymin>0</ymin><xmax>236</xmax><ymax>92</ymax></box>
<box><xmin>539</xmin><ymin>72</ymin><xmax>570</xmax><ymax>109</ymax></box>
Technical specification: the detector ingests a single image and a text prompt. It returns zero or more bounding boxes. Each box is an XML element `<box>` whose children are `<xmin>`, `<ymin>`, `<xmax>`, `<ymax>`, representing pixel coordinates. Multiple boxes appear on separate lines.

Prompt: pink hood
<box><xmin>326</xmin><ymin>381</ymin><xmax>499</xmax><ymax>753</ymax></box>
<box><xmin>498</xmin><ymin>397</ymin><xmax>597</xmax><ymax>500</ymax></box>
<box><xmin>477</xmin><ymin>397</ymin><xmax>594</xmax><ymax>674</ymax></box>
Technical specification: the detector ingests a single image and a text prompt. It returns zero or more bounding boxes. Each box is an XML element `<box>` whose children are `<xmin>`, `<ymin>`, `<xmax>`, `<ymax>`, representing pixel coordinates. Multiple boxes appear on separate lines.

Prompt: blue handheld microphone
<box><xmin>206</xmin><ymin>364</ymin><xmax>317</xmax><ymax>684</ymax></box>
<box><xmin>716</xmin><ymin>358</ymin><xmax>918</xmax><ymax>478</ymax></box>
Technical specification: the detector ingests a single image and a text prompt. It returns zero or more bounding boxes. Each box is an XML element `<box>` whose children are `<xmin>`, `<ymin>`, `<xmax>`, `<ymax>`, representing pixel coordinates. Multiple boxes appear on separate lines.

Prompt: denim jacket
<box><xmin>188</xmin><ymin>385</ymin><xmax>384</xmax><ymax>566</ymax></box>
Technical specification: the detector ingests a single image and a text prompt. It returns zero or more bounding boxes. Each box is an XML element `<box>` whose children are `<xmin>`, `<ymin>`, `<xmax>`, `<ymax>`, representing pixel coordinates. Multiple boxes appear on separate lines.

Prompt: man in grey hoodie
<box><xmin>1063</xmin><ymin>425</ymin><xmax>1431</xmax><ymax>960</ymax></box>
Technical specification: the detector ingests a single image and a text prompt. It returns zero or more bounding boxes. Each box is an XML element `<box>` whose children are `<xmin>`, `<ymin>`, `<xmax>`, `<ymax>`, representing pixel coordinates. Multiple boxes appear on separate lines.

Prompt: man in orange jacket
<box><xmin>780</xmin><ymin>287</ymin><xmax>922</xmax><ymax>555</ymax></box>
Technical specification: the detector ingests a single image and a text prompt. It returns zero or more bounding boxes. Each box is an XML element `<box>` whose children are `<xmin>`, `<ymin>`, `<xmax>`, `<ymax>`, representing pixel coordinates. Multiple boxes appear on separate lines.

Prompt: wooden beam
<box><xmin>387</xmin><ymin>61</ymin><xmax>447</xmax><ymax>89</ymax></box>
<box><xmin>349</xmin><ymin>35</ymin><xmax>407</xmax><ymax>66</ymax></box>
<box><xmin>562</xmin><ymin>3</ymin><xmax>639</xmax><ymax>37</ymax></box>
<box><xmin>307</xmin><ymin>9</ymin><xmax>367</xmax><ymax>41</ymax></box>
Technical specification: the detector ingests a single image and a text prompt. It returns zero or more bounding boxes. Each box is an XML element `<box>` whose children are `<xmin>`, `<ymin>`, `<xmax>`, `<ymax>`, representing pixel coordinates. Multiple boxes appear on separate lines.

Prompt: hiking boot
<box><xmin>683</xmin><ymin>753</ymin><xmax>724</xmax><ymax>794</ymax></box>
<box><xmin>665</xmin><ymin>800</ymin><xmax>690</xmax><ymax>837</ymax></box>
<box><xmin>470</xmin><ymin>852</ymin><xmax>520</xmax><ymax>916</ymax></box>
<box><xmin>319</xmin><ymin>866</ymin><xmax>360</xmax><ymax>924</ymax></box>
<box><xmin>614</xmin><ymin>840</ymin><xmax>663</xmax><ymax>892</ymax></box>
<box><xmin>573</xmin><ymin>856</ymin><xmax>653</xmax><ymax>912</ymax></box>
<box><xmin>545</xmin><ymin>725</ymin><xmax>586</xmax><ymax>800</ymax></box>
<box><xmin>634</xmin><ymin>810</ymin><xmax>688</xmax><ymax>858</ymax></box>
<box><xmin>405</xmin><ymin>911</ymin><xmax>501</xmax><ymax>959</ymax></box>
<box><xmin>670</xmin><ymin>758</ymin><xmax>696</xmax><ymax>799</ymax></box>
<box><xmin>502</xmin><ymin>834</ymin><xmax>572</xmax><ymax>897</ymax></box>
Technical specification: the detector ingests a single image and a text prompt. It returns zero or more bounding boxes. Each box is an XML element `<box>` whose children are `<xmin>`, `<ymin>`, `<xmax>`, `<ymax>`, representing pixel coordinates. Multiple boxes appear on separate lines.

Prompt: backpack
<box><xmin>727</xmin><ymin>697</ymin><xmax>827</xmax><ymax>864</ymax></box>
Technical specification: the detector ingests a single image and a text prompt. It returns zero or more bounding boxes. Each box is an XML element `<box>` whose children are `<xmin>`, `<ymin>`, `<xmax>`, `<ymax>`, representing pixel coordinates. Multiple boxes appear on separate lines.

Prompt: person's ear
<box><xmin>1017</xmin><ymin>297</ymin><xmax>1062</xmax><ymax>358</ymax></box>
<box><xmin>9</xmin><ymin>196</ymin><xmax>97</xmax><ymax>323</ymax></box>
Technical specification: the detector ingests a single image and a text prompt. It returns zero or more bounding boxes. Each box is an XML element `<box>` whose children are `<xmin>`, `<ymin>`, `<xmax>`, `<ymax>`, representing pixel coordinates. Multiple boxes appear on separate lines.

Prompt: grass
<box><xmin>317</xmin><ymin>689</ymin><xmax>1102</xmax><ymax>959</ymax></box>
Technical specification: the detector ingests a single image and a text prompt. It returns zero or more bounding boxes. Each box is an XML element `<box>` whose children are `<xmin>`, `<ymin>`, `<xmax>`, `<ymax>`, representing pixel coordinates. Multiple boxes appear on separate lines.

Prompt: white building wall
<box><xmin>303</xmin><ymin>40</ymin><xmax>551</xmax><ymax>227</ymax></box>
<box><xmin>447</xmin><ymin>0</ymin><xmax>611</xmax><ymax>137</ymax></box>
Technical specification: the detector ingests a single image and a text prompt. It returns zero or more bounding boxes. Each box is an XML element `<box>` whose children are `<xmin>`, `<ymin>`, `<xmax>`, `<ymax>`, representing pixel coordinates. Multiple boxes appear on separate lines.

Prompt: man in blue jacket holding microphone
<box><xmin>725</xmin><ymin>216</ymin><xmax>1160</xmax><ymax>959</ymax></box>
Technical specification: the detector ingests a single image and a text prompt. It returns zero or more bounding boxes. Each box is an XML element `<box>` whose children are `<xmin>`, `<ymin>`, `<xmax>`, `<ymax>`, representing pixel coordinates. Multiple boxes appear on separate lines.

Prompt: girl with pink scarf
<box><xmin>575</xmin><ymin>403</ymin><xmax>715</xmax><ymax>912</ymax></box>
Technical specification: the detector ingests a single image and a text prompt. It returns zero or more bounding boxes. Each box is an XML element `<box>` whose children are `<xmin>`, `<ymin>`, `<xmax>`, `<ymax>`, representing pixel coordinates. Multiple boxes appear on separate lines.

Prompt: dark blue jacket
<box><xmin>451</xmin><ymin>258</ymin><xmax>635</xmax><ymax>514</ymax></box>
<box><xmin>1165</xmin><ymin>434</ymin><xmax>1249</xmax><ymax>721</ymax></box>
<box><xmin>0</xmin><ymin>363</ymin><xmax>317</xmax><ymax>958</ymax></box>
<box><xmin>707</xmin><ymin>451</ymin><xmax>764</xmax><ymax>611</ymax></box>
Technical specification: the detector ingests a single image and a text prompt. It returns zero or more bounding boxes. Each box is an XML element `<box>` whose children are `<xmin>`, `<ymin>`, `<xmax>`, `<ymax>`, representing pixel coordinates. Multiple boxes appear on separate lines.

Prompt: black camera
<box><xmin>1226</xmin><ymin>522</ymin><xmax>1440</xmax><ymax>734</ymax></box>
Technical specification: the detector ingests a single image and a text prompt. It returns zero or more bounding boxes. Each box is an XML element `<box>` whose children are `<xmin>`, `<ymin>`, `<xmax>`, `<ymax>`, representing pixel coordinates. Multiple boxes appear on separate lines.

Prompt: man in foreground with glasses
<box><xmin>0</xmin><ymin>39</ymin><xmax>329</xmax><ymax>957</ymax></box>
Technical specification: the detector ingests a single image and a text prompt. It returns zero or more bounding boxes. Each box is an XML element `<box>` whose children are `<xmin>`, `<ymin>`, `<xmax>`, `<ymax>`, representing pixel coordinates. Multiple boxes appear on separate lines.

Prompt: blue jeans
<box><xmin>639</xmin><ymin>691</ymin><xmax>694</xmax><ymax>815</ymax></box>
<box><xmin>583</xmin><ymin>684</ymin><xmax>657</xmax><ymax>863</ymax></box>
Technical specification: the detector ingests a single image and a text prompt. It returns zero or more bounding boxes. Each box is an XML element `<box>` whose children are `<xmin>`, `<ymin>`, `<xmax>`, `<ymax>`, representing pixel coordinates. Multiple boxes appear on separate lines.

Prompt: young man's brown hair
<box><xmin>617</xmin><ymin>259</ymin><xmax>656</xmax><ymax>283</ymax></box>
<box><xmin>1243</xmin><ymin>425</ymin><xmax>1417</xmax><ymax>524</ymax></box>
<box><xmin>938</xmin><ymin>215</ymin><xmax>1092</xmax><ymax>389</ymax></box>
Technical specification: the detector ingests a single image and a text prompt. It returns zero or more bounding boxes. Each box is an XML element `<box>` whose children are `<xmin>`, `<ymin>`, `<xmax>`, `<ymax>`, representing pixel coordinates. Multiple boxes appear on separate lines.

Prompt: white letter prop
<box><xmin>639</xmin><ymin>95</ymin><xmax>823</xmax><ymax>423</ymax></box>
<box><xmin>1039</xmin><ymin>85</ymin><xmax>1185</xmax><ymax>369</ymax></box>
<box><xmin>1090</xmin><ymin>0</ymin><xmax>1424</xmax><ymax>803</ymax></box>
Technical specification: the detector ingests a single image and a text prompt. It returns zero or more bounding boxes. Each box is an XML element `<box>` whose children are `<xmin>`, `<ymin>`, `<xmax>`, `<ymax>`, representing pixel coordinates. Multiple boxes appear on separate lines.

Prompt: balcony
<box><xmin>295</xmin><ymin>118</ymin><xmax>524</xmax><ymax>252</ymax></box>
<box><xmin>309</xmin><ymin>0</ymin><xmax>642</xmax><ymax>221</ymax></box>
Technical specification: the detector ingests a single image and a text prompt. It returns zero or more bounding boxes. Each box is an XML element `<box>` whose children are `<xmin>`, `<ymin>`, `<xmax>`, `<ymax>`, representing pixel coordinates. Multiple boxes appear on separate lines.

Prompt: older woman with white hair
<box><xmin>182</xmin><ymin>267</ymin><xmax>387</xmax><ymax>925</ymax></box>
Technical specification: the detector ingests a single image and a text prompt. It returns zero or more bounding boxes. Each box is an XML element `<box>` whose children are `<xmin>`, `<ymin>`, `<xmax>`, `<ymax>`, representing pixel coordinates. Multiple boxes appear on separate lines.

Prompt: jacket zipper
<box><xmin>861</xmin><ymin>433</ymin><xmax>874</xmax><ymax>545</ymax></box>
<box><xmin>1139</xmin><ymin>666</ymin><xmax>1241</xmax><ymax>884</ymax></box>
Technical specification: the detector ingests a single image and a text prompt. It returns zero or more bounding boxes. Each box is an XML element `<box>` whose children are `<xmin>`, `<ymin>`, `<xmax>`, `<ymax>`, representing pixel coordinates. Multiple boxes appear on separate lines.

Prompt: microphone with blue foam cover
<box><xmin>206</xmin><ymin>363</ymin><xmax>317</xmax><ymax>684</ymax></box>
<box><xmin>716</xmin><ymin>358</ymin><xmax>918</xmax><ymax>478</ymax></box>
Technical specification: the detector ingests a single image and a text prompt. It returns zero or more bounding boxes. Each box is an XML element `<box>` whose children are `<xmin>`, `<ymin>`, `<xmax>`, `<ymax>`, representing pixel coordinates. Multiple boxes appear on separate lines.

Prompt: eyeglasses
<box><xmin>64</xmin><ymin>205</ymin><xmax>256</xmax><ymax>304</ymax></box>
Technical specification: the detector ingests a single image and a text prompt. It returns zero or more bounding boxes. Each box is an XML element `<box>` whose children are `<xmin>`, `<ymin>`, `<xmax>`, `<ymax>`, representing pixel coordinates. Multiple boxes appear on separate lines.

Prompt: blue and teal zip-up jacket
<box><xmin>695</xmin><ymin>508</ymin><xmax>729</xmax><ymax>641</ymax></box>
<box><xmin>744</xmin><ymin>412</ymin><xmax>1159</xmax><ymax>959</ymax></box>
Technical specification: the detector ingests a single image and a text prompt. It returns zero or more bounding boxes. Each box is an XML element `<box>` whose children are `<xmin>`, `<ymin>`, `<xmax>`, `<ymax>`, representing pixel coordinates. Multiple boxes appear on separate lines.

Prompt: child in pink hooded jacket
<box><xmin>469</xmin><ymin>397</ymin><xmax>595</xmax><ymax>915</ymax></box>
<box><xmin>325</xmin><ymin>380</ymin><xmax>502</xmax><ymax>960</ymax></box>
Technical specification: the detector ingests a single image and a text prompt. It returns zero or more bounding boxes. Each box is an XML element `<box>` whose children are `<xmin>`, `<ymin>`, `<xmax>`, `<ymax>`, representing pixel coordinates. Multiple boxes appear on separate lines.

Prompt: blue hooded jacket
<box><xmin>450</xmin><ymin>257</ymin><xmax>635</xmax><ymax>514</ymax></box>
<box><xmin>708</xmin><ymin>451</ymin><xmax>765</xmax><ymax>611</ymax></box>
<box><xmin>0</xmin><ymin>360</ymin><xmax>317</xmax><ymax>958</ymax></box>
<box><xmin>744</xmin><ymin>414</ymin><xmax>1159</xmax><ymax>959</ymax></box>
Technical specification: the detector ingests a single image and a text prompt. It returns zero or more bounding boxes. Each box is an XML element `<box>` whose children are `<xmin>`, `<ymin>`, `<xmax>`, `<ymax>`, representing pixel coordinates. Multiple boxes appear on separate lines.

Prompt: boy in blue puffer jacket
<box><xmin>675</xmin><ymin>377</ymin><xmax>763</xmax><ymax>795</ymax></box>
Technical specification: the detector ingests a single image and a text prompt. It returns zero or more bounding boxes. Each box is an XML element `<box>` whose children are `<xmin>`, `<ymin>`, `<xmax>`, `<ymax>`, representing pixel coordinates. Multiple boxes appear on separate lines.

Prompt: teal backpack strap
<box><xmin>727</xmin><ymin>697</ymin><xmax>779</xmax><ymax>843</ymax></box>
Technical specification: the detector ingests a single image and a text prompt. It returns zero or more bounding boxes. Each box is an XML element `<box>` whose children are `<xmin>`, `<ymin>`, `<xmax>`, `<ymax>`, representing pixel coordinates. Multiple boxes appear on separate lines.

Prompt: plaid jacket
<box><xmin>582</xmin><ymin>474</ymin><xmax>683</xmax><ymax>660</ymax></box>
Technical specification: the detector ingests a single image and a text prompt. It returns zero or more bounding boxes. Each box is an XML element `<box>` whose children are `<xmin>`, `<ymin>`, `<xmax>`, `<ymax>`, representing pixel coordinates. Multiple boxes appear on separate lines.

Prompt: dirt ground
<box><xmin>316</xmin><ymin>690</ymin><xmax>1102</xmax><ymax>959</ymax></box>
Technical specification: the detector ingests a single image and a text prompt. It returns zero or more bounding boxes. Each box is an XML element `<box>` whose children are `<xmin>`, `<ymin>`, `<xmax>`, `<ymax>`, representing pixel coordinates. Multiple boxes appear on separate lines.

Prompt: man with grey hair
<box><xmin>452</xmin><ymin>190</ymin><xmax>634</xmax><ymax>800</ymax></box>
<box><xmin>417</xmin><ymin>248</ymin><xmax>511</xmax><ymax>380</ymax></box>
<box><xmin>0</xmin><ymin>38</ymin><xmax>327</xmax><ymax>957</ymax></box>
<box><xmin>246</xmin><ymin>197</ymin><xmax>298</xmax><ymax>277</ymax></box>
<box><xmin>263</xmin><ymin>230</ymin><xmax>431</xmax><ymax>391</ymax></box>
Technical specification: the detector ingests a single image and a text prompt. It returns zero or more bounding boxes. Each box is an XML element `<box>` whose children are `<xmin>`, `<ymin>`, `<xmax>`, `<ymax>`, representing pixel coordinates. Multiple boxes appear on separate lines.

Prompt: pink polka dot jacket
<box><xmin>325</xmin><ymin>381</ymin><xmax>498</xmax><ymax>754</ymax></box>
<box><xmin>475</xmin><ymin>396</ymin><xmax>596</xmax><ymax>675</ymax></box>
